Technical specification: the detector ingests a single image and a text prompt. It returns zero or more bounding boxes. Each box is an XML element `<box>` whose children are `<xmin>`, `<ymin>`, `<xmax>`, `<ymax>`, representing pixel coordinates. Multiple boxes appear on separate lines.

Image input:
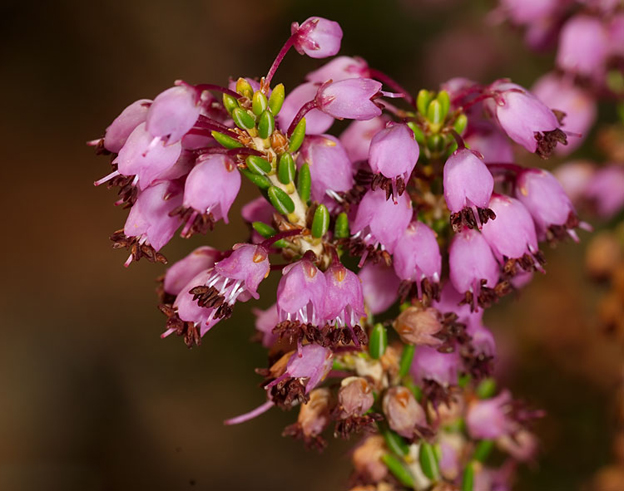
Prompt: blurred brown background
<box><xmin>1</xmin><ymin>0</ymin><xmax>620</xmax><ymax>489</ymax></box>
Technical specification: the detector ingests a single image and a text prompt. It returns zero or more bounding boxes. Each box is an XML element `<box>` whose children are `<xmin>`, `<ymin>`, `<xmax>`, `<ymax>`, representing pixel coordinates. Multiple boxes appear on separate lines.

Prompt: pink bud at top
<box><xmin>382</xmin><ymin>386</ymin><xmax>427</xmax><ymax>438</ymax></box>
<box><xmin>323</xmin><ymin>263</ymin><xmax>366</xmax><ymax>328</ymax></box>
<box><xmin>306</xmin><ymin>56</ymin><xmax>369</xmax><ymax>83</ymax></box>
<box><xmin>114</xmin><ymin>123</ymin><xmax>182</xmax><ymax>190</ymax></box>
<box><xmin>146</xmin><ymin>85</ymin><xmax>201</xmax><ymax>144</ymax></box>
<box><xmin>284</xmin><ymin>344</ymin><xmax>333</xmax><ymax>392</ymax></box>
<box><xmin>490</xmin><ymin>82</ymin><xmax>561</xmax><ymax>154</ymax></box>
<box><xmin>298</xmin><ymin>135</ymin><xmax>354</xmax><ymax>202</ymax></box>
<box><xmin>499</xmin><ymin>0</ymin><xmax>559</xmax><ymax>24</ymax></box>
<box><xmin>556</xmin><ymin>15</ymin><xmax>609</xmax><ymax>78</ymax></box>
<box><xmin>340</xmin><ymin>117</ymin><xmax>388</xmax><ymax>163</ymax></box>
<box><xmin>443</xmin><ymin>148</ymin><xmax>494</xmax><ymax>214</ymax></box>
<box><xmin>464</xmin><ymin>123</ymin><xmax>514</xmax><ymax>163</ymax></box>
<box><xmin>369</xmin><ymin>123</ymin><xmax>419</xmax><ymax>182</ymax></box>
<box><xmin>279</xmin><ymin>82</ymin><xmax>334</xmax><ymax>135</ymax></box>
<box><xmin>338</xmin><ymin>377</ymin><xmax>375</xmax><ymax>418</ymax></box>
<box><xmin>481</xmin><ymin>195</ymin><xmax>540</xmax><ymax>263</ymax></box>
<box><xmin>277</xmin><ymin>259</ymin><xmax>327</xmax><ymax>326</ymax></box>
<box><xmin>104</xmin><ymin>99</ymin><xmax>151</xmax><ymax>153</ymax></box>
<box><xmin>585</xmin><ymin>165</ymin><xmax>624</xmax><ymax>219</ymax></box>
<box><xmin>410</xmin><ymin>346</ymin><xmax>461</xmax><ymax>387</ymax></box>
<box><xmin>515</xmin><ymin>169</ymin><xmax>577</xmax><ymax>239</ymax></box>
<box><xmin>532</xmin><ymin>73</ymin><xmax>597</xmax><ymax>154</ymax></box>
<box><xmin>393</xmin><ymin>221</ymin><xmax>441</xmax><ymax>285</ymax></box>
<box><xmin>124</xmin><ymin>181</ymin><xmax>183</xmax><ymax>251</ymax></box>
<box><xmin>253</xmin><ymin>304</ymin><xmax>279</xmax><ymax>348</ymax></box>
<box><xmin>352</xmin><ymin>188</ymin><xmax>413</xmax><ymax>254</ymax></box>
<box><xmin>214</xmin><ymin>244</ymin><xmax>270</xmax><ymax>299</ymax></box>
<box><xmin>449</xmin><ymin>229</ymin><xmax>500</xmax><ymax>296</ymax></box>
<box><xmin>466</xmin><ymin>391</ymin><xmax>514</xmax><ymax>440</ymax></box>
<box><xmin>358</xmin><ymin>262</ymin><xmax>400</xmax><ymax>315</ymax></box>
<box><xmin>316</xmin><ymin>79</ymin><xmax>383</xmax><ymax>121</ymax></box>
<box><xmin>182</xmin><ymin>154</ymin><xmax>241</xmax><ymax>224</ymax></box>
<box><xmin>163</xmin><ymin>246</ymin><xmax>222</xmax><ymax>296</ymax></box>
<box><xmin>292</xmin><ymin>17</ymin><xmax>343</xmax><ymax>59</ymax></box>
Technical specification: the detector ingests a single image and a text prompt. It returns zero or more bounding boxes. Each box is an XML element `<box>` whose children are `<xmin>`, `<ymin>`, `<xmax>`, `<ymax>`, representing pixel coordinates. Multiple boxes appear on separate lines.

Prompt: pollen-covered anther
<box><xmin>110</xmin><ymin>230</ymin><xmax>167</xmax><ymax>265</ymax></box>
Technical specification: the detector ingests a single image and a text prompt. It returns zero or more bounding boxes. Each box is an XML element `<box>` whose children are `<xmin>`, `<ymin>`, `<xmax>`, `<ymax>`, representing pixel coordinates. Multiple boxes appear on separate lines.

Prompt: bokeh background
<box><xmin>2</xmin><ymin>0</ymin><xmax>621</xmax><ymax>489</ymax></box>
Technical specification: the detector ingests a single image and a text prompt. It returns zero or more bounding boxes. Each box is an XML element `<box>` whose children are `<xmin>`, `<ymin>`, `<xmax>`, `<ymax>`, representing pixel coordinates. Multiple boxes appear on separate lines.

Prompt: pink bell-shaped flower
<box><xmin>556</xmin><ymin>15</ymin><xmax>609</xmax><ymax>78</ymax></box>
<box><xmin>279</xmin><ymin>82</ymin><xmax>334</xmax><ymax>135</ymax></box>
<box><xmin>340</xmin><ymin>117</ymin><xmax>388</xmax><ymax>163</ymax></box>
<box><xmin>103</xmin><ymin>99</ymin><xmax>151</xmax><ymax>153</ymax></box>
<box><xmin>146</xmin><ymin>85</ymin><xmax>201</xmax><ymax>144</ymax></box>
<box><xmin>277</xmin><ymin>259</ymin><xmax>327</xmax><ymax>326</ymax></box>
<box><xmin>316</xmin><ymin>78</ymin><xmax>383</xmax><ymax>121</ymax></box>
<box><xmin>292</xmin><ymin>17</ymin><xmax>343</xmax><ymax>59</ymax></box>
<box><xmin>306</xmin><ymin>56</ymin><xmax>369</xmax><ymax>83</ymax></box>
<box><xmin>162</xmin><ymin>246</ymin><xmax>222</xmax><ymax>297</ymax></box>
<box><xmin>358</xmin><ymin>262</ymin><xmax>400</xmax><ymax>315</ymax></box>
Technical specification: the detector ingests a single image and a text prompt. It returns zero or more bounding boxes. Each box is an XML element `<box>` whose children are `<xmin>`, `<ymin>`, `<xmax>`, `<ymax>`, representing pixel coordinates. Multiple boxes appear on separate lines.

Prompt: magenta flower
<box><xmin>162</xmin><ymin>246</ymin><xmax>222</xmax><ymax>297</ymax></box>
<box><xmin>515</xmin><ymin>168</ymin><xmax>581</xmax><ymax>241</ymax></box>
<box><xmin>351</xmin><ymin>188</ymin><xmax>412</xmax><ymax>254</ymax></box>
<box><xmin>253</xmin><ymin>304</ymin><xmax>280</xmax><ymax>348</ymax></box>
<box><xmin>279</xmin><ymin>82</ymin><xmax>334</xmax><ymax>135</ymax></box>
<box><xmin>481</xmin><ymin>195</ymin><xmax>543</xmax><ymax>272</ymax></box>
<box><xmin>433</xmin><ymin>282</ymin><xmax>473</xmax><ymax>322</ymax></box>
<box><xmin>584</xmin><ymin>165</ymin><xmax>624</xmax><ymax>219</ymax></box>
<box><xmin>277</xmin><ymin>259</ymin><xmax>327</xmax><ymax>326</ymax></box>
<box><xmin>499</xmin><ymin>0</ymin><xmax>559</xmax><ymax>24</ymax></box>
<box><xmin>323</xmin><ymin>263</ymin><xmax>366</xmax><ymax>332</ymax></box>
<box><xmin>181</xmin><ymin>154</ymin><xmax>241</xmax><ymax>235</ymax></box>
<box><xmin>298</xmin><ymin>135</ymin><xmax>354</xmax><ymax>202</ymax></box>
<box><xmin>465</xmin><ymin>312</ymin><xmax>496</xmax><ymax>358</ymax></box>
<box><xmin>340</xmin><ymin>117</ymin><xmax>388</xmax><ymax>163</ymax></box>
<box><xmin>213</xmin><ymin>243</ymin><xmax>270</xmax><ymax>300</ymax></box>
<box><xmin>292</xmin><ymin>17</ymin><xmax>343</xmax><ymax>59</ymax></box>
<box><xmin>489</xmin><ymin>81</ymin><xmax>565</xmax><ymax>157</ymax></box>
<box><xmin>464</xmin><ymin>123</ymin><xmax>514</xmax><ymax>163</ymax></box>
<box><xmin>145</xmin><ymin>85</ymin><xmax>202</xmax><ymax>144</ymax></box>
<box><xmin>358</xmin><ymin>262</ymin><xmax>400</xmax><ymax>315</ymax></box>
<box><xmin>553</xmin><ymin>161</ymin><xmax>596</xmax><ymax>206</ymax></box>
<box><xmin>316</xmin><ymin>78</ymin><xmax>383</xmax><ymax>120</ymax></box>
<box><xmin>369</xmin><ymin>123</ymin><xmax>419</xmax><ymax>189</ymax></box>
<box><xmin>466</xmin><ymin>391</ymin><xmax>515</xmax><ymax>440</ymax></box>
<box><xmin>306</xmin><ymin>56</ymin><xmax>369</xmax><ymax>83</ymax></box>
<box><xmin>393</xmin><ymin>221</ymin><xmax>441</xmax><ymax>298</ymax></box>
<box><xmin>266</xmin><ymin>344</ymin><xmax>334</xmax><ymax>394</ymax></box>
<box><xmin>103</xmin><ymin>99</ymin><xmax>151</xmax><ymax>153</ymax></box>
<box><xmin>410</xmin><ymin>346</ymin><xmax>461</xmax><ymax>387</ymax></box>
<box><xmin>556</xmin><ymin>15</ymin><xmax>609</xmax><ymax>78</ymax></box>
<box><xmin>448</xmin><ymin>228</ymin><xmax>500</xmax><ymax>307</ymax></box>
<box><xmin>443</xmin><ymin>148</ymin><xmax>495</xmax><ymax>231</ymax></box>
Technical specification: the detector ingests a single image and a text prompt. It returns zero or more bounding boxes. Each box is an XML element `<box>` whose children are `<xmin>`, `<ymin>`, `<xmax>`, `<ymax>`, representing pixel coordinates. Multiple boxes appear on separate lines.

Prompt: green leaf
<box><xmin>252</xmin><ymin>221</ymin><xmax>277</xmax><ymax>238</ymax></box>
<box><xmin>268</xmin><ymin>83</ymin><xmax>285</xmax><ymax>115</ymax></box>
<box><xmin>246</xmin><ymin>155</ymin><xmax>272</xmax><ymax>175</ymax></box>
<box><xmin>473</xmin><ymin>440</ymin><xmax>494</xmax><ymax>463</ymax></box>
<box><xmin>453</xmin><ymin>113</ymin><xmax>468</xmax><ymax>135</ymax></box>
<box><xmin>462</xmin><ymin>461</ymin><xmax>475</xmax><ymax>491</ymax></box>
<box><xmin>211</xmin><ymin>131</ymin><xmax>242</xmax><ymax>149</ymax></box>
<box><xmin>382</xmin><ymin>454</ymin><xmax>415</xmax><ymax>488</ymax></box>
<box><xmin>476</xmin><ymin>378</ymin><xmax>497</xmax><ymax>399</ymax></box>
<box><xmin>289</xmin><ymin>118</ymin><xmax>306</xmax><ymax>153</ymax></box>
<box><xmin>235</xmin><ymin>78</ymin><xmax>253</xmax><ymax>99</ymax></box>
<box><xmin>334</xmin><ymin>212</ymin><xmax>349</xmax><ymax>239</ymax></box>
<box><xmin>296</xmin><ymin>163</ymin><xmax>311</xmax><ymax>203</ymax></box>
<box><xmin>222</xmin><ymin>93</ymin><xmax>239</xmax><ymax>114</ymax></box>
<box><xmin>399</xmin><ymin>343</ymin><xmax>415</xmax><ymax>378</ymax></box>
<box><xmin>278</xmin><ymin>153</ymin><xmax>296</xmax><ymax>184</ymax></box>
<box><xmin>417</xmin><ymin>89</ymin><xmax>432</xmax><ymax>117</ymax></box>
<box><xmin>268</xmin><ymin>186</ymin><xmax>295</xmax><ymax>214</ymax></box>
<box><xmin>232</xmin><ymin>107</ymin><xmax>255</xmax><ymax>130</ymax></box>
<box><xmin>408</xmin><ymin>122</ymin><xmax>425</xmax><ymax>146</ymax></box>
<box><xmin>369</xmin><ymin>323</ymin><xmax>387</xmax><ymax>359</ymax></box>
<box><xmin>240</xmin><ymin>168</ymin><xmax>271</xmax><ymax>190</ymax></box>
<box><xmin>252</xmin><ymin>91</ymin><xmax>268</xmax><ymax>116</ymax></box>
<box><xmin>382</xmin><ymin>429</ymin><xmax>410</xmax><ymax>457</ymax></box>
<box><xmin>436</xmin><ymin>90</ymin><xmax>450</xmax><ymax>121</ymax></box>
<box><xmin>258</xmin><ymin>110</ymin><xmax>275</xmax><ymax>139</ymax></box>
<box><xmin>311</xmin><ymin>204</ymin><xmax>330</xmax><ymax>238</ymax></box>
<box><xmin>427</xmin><ymin>100</ymin><xmax>443</xmax><ymax>125</ymax></box>
<box><xmin>419</xmin><ymin>442</ymin><xmax>439</xmax><ymax>481</ymax></box>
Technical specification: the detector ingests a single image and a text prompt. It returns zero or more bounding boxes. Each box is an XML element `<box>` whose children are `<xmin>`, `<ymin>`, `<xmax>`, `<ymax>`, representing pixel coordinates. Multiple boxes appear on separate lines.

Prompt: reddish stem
<box><xmin>287</xmin><ymin>99</ymin><xmax>318</xmax><ymax>137</ymax></box>
<box><xmin>265</xmin><ymin>36</ymin><xmax>296</xmax><ymax>89</ymax></box>
<box><xmin>194</xmin><ymin>83</ymin><xmax>241</xmax><ymax>99</ymax></box>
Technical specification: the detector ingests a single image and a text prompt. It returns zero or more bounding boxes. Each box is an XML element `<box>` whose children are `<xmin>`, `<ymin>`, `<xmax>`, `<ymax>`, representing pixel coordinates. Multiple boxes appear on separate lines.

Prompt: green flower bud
<box><xmin>417</xmin><ymin>89</ymin><xmax>432</xmax><ymax>117</ymax></box>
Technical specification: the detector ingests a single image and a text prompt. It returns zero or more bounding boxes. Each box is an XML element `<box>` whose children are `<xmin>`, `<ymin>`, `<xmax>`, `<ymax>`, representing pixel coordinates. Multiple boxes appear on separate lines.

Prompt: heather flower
<box><xmin>382</xmin><ymin>386</ymin><xmax>427</xmax><ymax>438</ymax></box>
<box><xmin>556</xmin><ymin>15</ymin><xmax>609</xmax><ymax>78</ymax></box>
<box><xmin>292</xmin><ymin>17</ymin><xmax>343</xmax><ymax>59</ymax></box>
<box><xmin>277</xmin><ymin>259</ymin><xmax>326</xmax><ymax>326</ymax></box>
<box><xmin>316</xmin><ymin>78</ymin><xmax>383</xmax><ymax>120</ymax></box>
<box><xmin>481</xmin><ymin>195</ymin><xmax>543</xmax><ymax>273</ymax></box>
<box><xmin>410</xmin><ymin>346</ymin><xmax>461</xmax><ymax>387</ymax></box>
<box><xmin>241</xmin><ymin>196</ymin><xmax>275</xmax><ymax>244</ymax></box>
<box><xmin>438</xmin><ymin>433</ymin><xmax>464</xmax><ymax>481</ymax></box>
<box><xmin>515</xmin><ymin>168</ymin><xmax>581</xmax><ymax>242</ymax></box>
<box><xmin>180</xmin><ymin>154</ymin><xmax>241</xmax><ymax>236</ymax></box>
<box><xmin>155</xmin><ymin>149</ymin><xmax>195</xmax><ymax>182</ymax></box>
<box><xmin>498</xmin><ymin>0</ymin><xmax>559</xmax><ymax>24</ymax></box>
<box><xmin>358</xmin><ymin>262</ymin><xmax>400</xmax><ymax>315</ymax></box>
<box><xmin>464</xmin><ymin>123</ymin><xmax>514</xmax><ymax>163</ymax></box>
<box><xmin>489</xmin><ymin>81</ymin><xmax>566</xmax><ymax>157</ymax></box>
<box><xmin>448</xmin><ymin>228</ymin><xmax>500</xmax><ymax>307</ymax></box>
<box><xmin>466</xmin><ymin>391</ymin><xmax>515</xmax><ymax>439</ymax></box>
<box><xmin>279</xmin><ymin>82</ymin><xmax>334</xmax><ymax>135</ymax></box>
<box><xmin>253</xmin><ymin>304</ymin><xmax>280</xmax><ymax>348</ymax></box>
<box><xmin>394</xmin><ymin>306</ymin><xmax>443</xmax><ymax>347</ymax></box>
<box><xmin>162</xmin><ymin>246</ymin><xmax>222</xmax><ymax>297</ymax></box>
<box><xmin>352</xmin><ymin>436</ymin><xmax>389</xmax><ymax>482</ymax></box>
<box><xmin>584</xmin><ymin>165</ymin><xmax>624</xmax><ymax>219</ymax></box>
<box><xmin>351</xmin><ymin>188</ymin><xmax>412</xmax><ymax>254</ymax></box>
<box><xmin>465</xmin><ymin>312</ymin><xmax>496</xmax><ymax>358</ymax></box>
<box><xmin>369</xmin><ymin>122</ymin><xmax>419</xmax><ymax>194</ymax></box>
<box><xmin>339</xmin><ymin>117</ymin><xmax>387</xmax><ymax>163</ymax></box>
<box><xmin>145</xmin><ymin>85</ymin><xmax>202</xmax><ymax>144</ymax></box>
<box><xmin>553</xmin><ymin>161</ymin><xmax>596</xmax><ymax>205</ymax></box>
<box><xmin>393</xmin><ymin>221</ymin><xmax>441</xmax><ymax>298</ymax></box>
<box><xmin>532</xmin><ymin>73</ymin><xmax>597</xmax><ymax>154</ymax></box>
<box><xmin>213</xmin><ymin>243</ymin><xmax>270</xmax><ymax>300</ymax></box>
<box><xmin>433</xmin><ymin>282</ymin><xmax>473</xmax><ymax>321</ymax></box>
<box><xmin>103</xmin><ymin>99</ymin><xmax>151</xmax><ymax>153</ymax></box>
<box><xmin>298</xmin><ymin>135</ymin><xmax>354</xmax><ymax>202</ymax></box>
<box><xmin>443</xmin><ymin>148</ymin><xmax>495</xmax><ymax>232</ymax></box>
<box><xmin>116</xmin><ymin>180</ymin><xmax>183</xmax><ymax>265</ymax></box>
<box><xmin>266</xmin><ymin>344</ymin><xmax>334</xmax><ymax>394</ymax></box>
<box><xmin>323</xmin><ymin>263</ymin><xmax>366</xmax><ymax>336</ymax></box>
<box><xmin>337</xmin><ymin>377</ymin><xmax>375</xmax><ymax>419</ymax></box>
<box><xmin>284</xmin><ymin>387</ymin><xmax>333</xmax><ymax>446</ymax></box>
<box><xmin>306</xmin><ymin>56</ymin><xmax>369</xmax><ymax>83</ymax></box>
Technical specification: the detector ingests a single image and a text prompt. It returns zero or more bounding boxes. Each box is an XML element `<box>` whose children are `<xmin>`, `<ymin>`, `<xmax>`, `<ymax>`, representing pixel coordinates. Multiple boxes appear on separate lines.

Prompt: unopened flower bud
<box><xmin>382</xmin><ymin>386</ymin><xmax>426</xmax><ymax>438</ymax></box>
<box><xmin>292</xmin><ymin>17</ymin><xmax>343</xmax><ymax>59</ymax></box>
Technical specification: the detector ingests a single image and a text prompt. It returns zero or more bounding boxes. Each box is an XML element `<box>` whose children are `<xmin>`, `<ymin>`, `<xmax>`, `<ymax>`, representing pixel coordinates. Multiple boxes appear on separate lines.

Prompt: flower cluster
<box><xmin>91</xmin><ymin>15</ymin><xmax>586</xmax><ymax>491</ymax></box>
